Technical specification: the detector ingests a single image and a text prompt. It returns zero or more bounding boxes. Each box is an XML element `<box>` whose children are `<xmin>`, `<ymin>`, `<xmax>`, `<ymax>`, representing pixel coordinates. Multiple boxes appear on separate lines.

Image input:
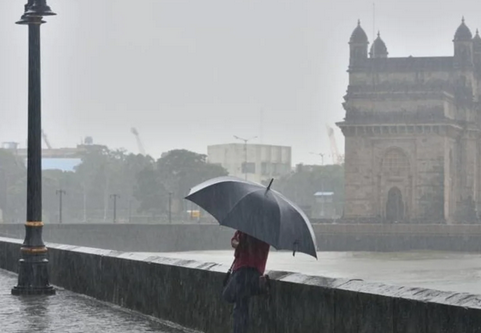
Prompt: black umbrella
<box><xmin>185</xmin><ymin>176</ymin><xmax>317</xmax><ymax>258</ymax></box>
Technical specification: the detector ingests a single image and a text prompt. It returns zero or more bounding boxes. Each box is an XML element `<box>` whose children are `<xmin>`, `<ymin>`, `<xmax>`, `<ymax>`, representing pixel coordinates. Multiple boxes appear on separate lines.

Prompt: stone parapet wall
<box><xmin>0</xmin><ymin>237</ymin><xmax>480</xmax><ymax>333</ymax></box>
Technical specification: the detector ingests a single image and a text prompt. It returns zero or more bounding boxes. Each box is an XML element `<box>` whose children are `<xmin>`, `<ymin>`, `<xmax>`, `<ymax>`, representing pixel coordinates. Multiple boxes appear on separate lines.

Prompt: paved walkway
<box><xmin>0</xmin><ymin>269</ymin><xmax>199</xmax><ymax>333</ymax></box>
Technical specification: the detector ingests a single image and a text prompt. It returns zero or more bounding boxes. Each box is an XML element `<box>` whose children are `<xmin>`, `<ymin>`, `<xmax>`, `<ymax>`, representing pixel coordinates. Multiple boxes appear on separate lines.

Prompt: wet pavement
<box><xmin>145</xmin><ymin>250</ymin><xmax>481</xmax><ymax>295</ymax></box>
<box><xmin>0</xmin><ymin>270</ymin><xmax>200</xmax><ymax>333</ymax></box>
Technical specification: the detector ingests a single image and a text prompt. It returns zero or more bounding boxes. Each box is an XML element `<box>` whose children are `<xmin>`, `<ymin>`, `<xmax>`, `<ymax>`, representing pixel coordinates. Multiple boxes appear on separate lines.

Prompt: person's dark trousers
<box><xmin>222</xmin><ymin>267</ymin><xmax>261</xmax><ymax>333</ymax></box>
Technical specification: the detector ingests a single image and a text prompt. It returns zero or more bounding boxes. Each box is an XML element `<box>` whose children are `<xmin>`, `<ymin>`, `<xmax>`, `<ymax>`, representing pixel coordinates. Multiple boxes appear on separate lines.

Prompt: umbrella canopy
<box><xmin>185</xmin><ymin>176</ymin><xmax>317</xmax><ymax>258</ymax></box>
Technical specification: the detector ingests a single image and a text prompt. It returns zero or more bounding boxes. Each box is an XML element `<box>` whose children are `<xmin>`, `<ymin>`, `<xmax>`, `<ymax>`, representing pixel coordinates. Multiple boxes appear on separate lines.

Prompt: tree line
<box><xmin>0</xmin><ymin>148</ymin><xmax>227</xmax><ymax>223</ymax></box>
<box><xmin>274</xmin><ymin>164</ymin><xmax>344</xmax><ymax>219</ymax></box>
<box><xmin>0</xmin><ymin>147</ymin><xmax>344</xmax><ymax>223</ymax></box>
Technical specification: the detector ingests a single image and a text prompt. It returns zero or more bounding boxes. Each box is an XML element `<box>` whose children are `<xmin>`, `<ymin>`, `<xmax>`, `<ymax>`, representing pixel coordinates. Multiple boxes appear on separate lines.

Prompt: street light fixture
<box><xmin>110</xmin><ymin>194</ymin><xmax>120</xmax><ymax>224</ymax></box>
<box><xmin>128</xmin><ymin>198</ymin><xmax>133</xmax><ymax>223</ymax></box>
<box><xmin>12</xmin><ymin>0</ymin><xmax>56</xmax><ymax>296</ymax></box>
<box><xmin>168</xmin><ymin>192</ymin><xmax>173</xmax><ymax>224</ymax></box>
<box><xmin>310</xmin><ymin>152</ymin><xmax>326</xmax><ymax>218</ymax></box>
<box><xmin>24</xmin><ymin>0</ymin><xmax>56</xmax><ymax>17</ymax></box>
<box><xmin>310</xmin><ymin>152</ymin><xmax>325</xmax><ymax>166</ymax></box>
<box><xmin>234</xmin><ymin>135</ymin><xmax>257</xmax><ymax>180</ymax></box>
<box><xmin>56</xmin><ymin>190</ymin><xmax>66</xmax><ymax>224</ymax></box>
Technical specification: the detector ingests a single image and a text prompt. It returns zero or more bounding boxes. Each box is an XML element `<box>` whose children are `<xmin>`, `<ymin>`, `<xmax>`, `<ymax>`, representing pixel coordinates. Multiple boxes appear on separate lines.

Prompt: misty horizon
<box><xmin>1</xmin><ymin>0</ymin><xmax>481</xmax><ymax>164</ymax></box>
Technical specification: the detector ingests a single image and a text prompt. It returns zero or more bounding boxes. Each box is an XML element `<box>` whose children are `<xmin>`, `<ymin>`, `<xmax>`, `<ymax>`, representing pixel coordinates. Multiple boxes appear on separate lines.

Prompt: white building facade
<box><xmin>207</xmin><ymin>143</ymin><xmax>292</xmax><ymax>184</ymax></box>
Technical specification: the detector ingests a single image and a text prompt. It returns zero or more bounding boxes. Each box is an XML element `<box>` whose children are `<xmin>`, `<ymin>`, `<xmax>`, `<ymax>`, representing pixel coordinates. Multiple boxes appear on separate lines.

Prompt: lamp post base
<box><xmin>11</xmin><ymin>258</ymin><xmax>56</xmax><ymax>296</ymax></box>
<box><xmin>11</xmin><ymin>286</ymin><xmax>56</xmax><ymax>296</ymax></box>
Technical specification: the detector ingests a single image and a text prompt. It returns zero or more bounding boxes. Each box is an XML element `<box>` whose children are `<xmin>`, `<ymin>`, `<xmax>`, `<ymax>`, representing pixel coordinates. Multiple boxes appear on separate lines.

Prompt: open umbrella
<box><xmin>185</xmin><ymin>176</ymin><xmax>317</xmax><ymax>258</ymax></box>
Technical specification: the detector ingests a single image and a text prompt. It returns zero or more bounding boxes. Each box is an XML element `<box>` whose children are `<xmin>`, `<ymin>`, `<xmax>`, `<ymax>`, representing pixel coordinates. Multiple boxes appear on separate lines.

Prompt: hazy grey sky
<box><xmin>1</xmin><ymin>0</ymin><xmax>481</xmax><ymax>164</ymax></box>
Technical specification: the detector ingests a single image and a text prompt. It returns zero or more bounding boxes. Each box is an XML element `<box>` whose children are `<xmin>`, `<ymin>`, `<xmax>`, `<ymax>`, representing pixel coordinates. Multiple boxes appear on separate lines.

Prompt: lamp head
<box><xmin>25</xmin><ymin>0</ymin><xmax>56</xmax><ymax>17</ymax></box>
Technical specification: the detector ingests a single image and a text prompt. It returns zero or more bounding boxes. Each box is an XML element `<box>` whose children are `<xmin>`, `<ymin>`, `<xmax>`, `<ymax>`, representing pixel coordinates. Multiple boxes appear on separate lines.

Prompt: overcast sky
<box><xmin>1</xmin><ymin>0</ymin><xmax>480</xmax><ymax>165</ymax></box>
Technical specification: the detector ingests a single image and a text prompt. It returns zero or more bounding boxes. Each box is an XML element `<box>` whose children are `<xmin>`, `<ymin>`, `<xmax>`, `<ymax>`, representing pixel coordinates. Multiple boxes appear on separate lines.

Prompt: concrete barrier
<box><xmin>1</xmin><ymin>236</ymin><xmax>481</xmax><ymax>333</ymax></box>
<box><xmin>3</xmin><ymin>223</ymin><xmax>481</xmax><ymax>253</ymax></box>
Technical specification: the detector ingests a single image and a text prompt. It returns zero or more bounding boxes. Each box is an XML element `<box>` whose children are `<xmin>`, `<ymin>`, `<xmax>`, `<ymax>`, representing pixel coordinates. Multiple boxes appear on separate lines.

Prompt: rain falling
<box><xmin>1</xmin><ymin>1</ymin><xmax>481</xmax><ymax>332</ymax></box>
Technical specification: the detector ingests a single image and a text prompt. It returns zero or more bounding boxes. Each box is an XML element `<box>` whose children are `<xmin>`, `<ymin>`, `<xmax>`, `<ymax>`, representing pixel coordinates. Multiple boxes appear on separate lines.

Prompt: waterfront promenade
<box><xmin>0</xmin><ymin>270</ymin><xmax>199</xmax><ymax>333</ymax></box>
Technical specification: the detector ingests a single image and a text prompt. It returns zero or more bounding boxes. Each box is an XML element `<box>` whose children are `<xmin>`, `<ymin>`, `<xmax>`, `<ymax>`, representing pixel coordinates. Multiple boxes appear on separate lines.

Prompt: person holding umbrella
<box><xmin>185</xmin><ymin>176</ymin><xmax>317</xmax><ymax>332</ymax></box>
<box><xmin>222</xmin><ymin>230</ymin><xmax>270</xmax><ymax>333</ymax></box>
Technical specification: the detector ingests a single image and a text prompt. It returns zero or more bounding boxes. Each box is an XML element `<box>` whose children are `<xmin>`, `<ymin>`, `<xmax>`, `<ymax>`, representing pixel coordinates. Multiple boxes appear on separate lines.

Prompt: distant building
<box><xmin>2</xmin><ymin>138</ymin><xmax>105</xmax><ymax>172</ymax></box>
<box><xmin>41</xmin><ymin>158</ymin><xmax>82</xmax><ymax>172</ymax></box>
<box><xmin>338</xmin><ymin>19</ymin><xmax>481</xmax><ymax>223</ymax></box>
<box><xmin>1</xmin><ymin>142</ymin><xmax>19</xmax><ymax>150</ymax></box>
<box><xmin>207</xmin><ymin>143</ymin><xmax>292</xmax><ymax>184</ymax></box>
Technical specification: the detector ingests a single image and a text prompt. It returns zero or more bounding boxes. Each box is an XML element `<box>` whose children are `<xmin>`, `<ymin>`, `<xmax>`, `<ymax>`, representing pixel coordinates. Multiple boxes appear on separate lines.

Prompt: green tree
<box><xmin>42</xmin><ymin>169</ymin><xmax>63</xmax><ymax>223</ymax></box>
<box><xmin>275</xmin><ymin>164</ymin><xmax>344</xmax><ymax>217</ymax></box>
<box><xmin>156</xmin><ymin>149</ymin><xmax>228</xmax><ymax>203</ymax></box>
<box><xmin>0</xmin><ymin>149</ymin><xmax>26</xmax><ymax>222</ymax></box>
<box><xmin>74</xmin><ymin>147</ymin><xmax>155</xmax><ymax>222</ymax></box>
<box><xmin>115</xmin><ymin>153</ymin><xmax>155</xmax><ymax>220</ymax></box>
<box><xmin>134</xmin><ymin>165</ymin><xmax>167</xmax><ymax>218</ymax></box>
<box><xmin>75</xmin><ymin>146</ymin><xmax>112</xmax><ymax>221</ymax></box>
<box><xmin>9</xmin><ymin>147</ymin><xmax>227</xmax><ymax>223</ymax></box>
<box><xmin>8</xmin><ymin>175</ymin><xmax>27</xmax><ymax>223</ymax></box>
<box><xmin>41</xmin><ymin>169</ymin><xmax>80</xmax><ymax>223</ymax></box>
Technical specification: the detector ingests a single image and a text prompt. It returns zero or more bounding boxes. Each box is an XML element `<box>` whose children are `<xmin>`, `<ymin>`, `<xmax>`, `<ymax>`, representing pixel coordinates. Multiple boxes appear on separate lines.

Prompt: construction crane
<box><xmin>41</xmin><ymin>129</ymin><xmax>52</xmax><ymax>149</ymax></box>
<box><xmin>131</xmin><ymin>127</ymin><xmax>146</xmax><ymax>155</ymax></box>
<box><xmin>326</xmin><ymin>125</ymin><xmax>343</xmax><ymax>165</ymax></box>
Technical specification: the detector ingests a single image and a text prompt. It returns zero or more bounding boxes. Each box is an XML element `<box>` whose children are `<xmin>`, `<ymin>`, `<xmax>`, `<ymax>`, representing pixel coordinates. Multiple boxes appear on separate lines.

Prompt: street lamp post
<box><xmin>168</xmin><ymin>192</ymin><xmax>173</xmax><ymax>224</ymax></box>
<box><xmin>110</xmin><ymin>194</ymin><xmax>120</xmax><ymax>223</ymax></box>
<box><xmin>310</xmin><ymin>152</ymin><xmax>324</xmax><ymax>166</ymax></box>
<box><xmin>12</xmin><ymin>0</ymin><xmax>56</xmax><ymax>296</ymax></box>
<box><xmin>1</xmin><ymin>168</ymin><xmax>9</xmax><ymax>223</ymax></box>
<box><xmin>128</xmin><ymin>198</ymin><xmax>132</xmax><ymax>223</ymax></box>
<box><xmin>311</xmin><ymin>152</ymin><xmax>325</xmax><ymax>218</ymax></box>
<box><xmin>234</xmin><ymin>135</ymin><xmax>257</xmax><ymax>180</ymax></box>
<box><xmin>82</xmin><ymin>183</ymin><xmax>87</xmax><ymax>222</ymax></box>
<box><xmin>56</xmin><ymin>190</ymin><xmax>66</xmax><ymax>224</ymax></box>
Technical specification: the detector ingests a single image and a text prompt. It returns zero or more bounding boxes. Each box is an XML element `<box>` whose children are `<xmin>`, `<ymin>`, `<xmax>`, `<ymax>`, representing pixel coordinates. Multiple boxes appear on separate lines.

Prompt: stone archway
<box><xmin>386</xmin><ymin>187</ymin><xmax>404</xmax><ymax>222</ymax></box>
<box><xmin>380</xmin><ymin>147</ymin><xmax>410</xmax><ymax>222</ymax></box>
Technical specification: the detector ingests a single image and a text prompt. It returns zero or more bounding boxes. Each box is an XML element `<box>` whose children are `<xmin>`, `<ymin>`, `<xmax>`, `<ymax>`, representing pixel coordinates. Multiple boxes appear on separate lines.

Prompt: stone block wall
<box><xmin>344</xmin><ymin>135</ymin><xmax>375</xmax><ymax>218</ymax></box>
